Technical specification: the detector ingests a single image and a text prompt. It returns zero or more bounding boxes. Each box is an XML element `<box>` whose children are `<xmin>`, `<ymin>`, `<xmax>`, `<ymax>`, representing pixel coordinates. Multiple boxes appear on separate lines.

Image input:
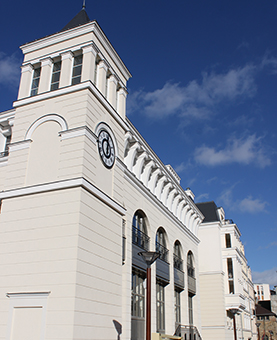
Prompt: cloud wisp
<box><xmin>0</xmin><ymin>52</ymin><xmax>21</xmax><ymax>88</ymax></box>
<box><xmin>218</xmin><ymin>187</ymin><xmax>267</xmax><ymax>214</ymax></box>
<box><xmin>194</xmin><ymin>134</ymin><xmax>271</xmax><ymax>168</ymax></box>
<box><xmin>128</xmin><ymin>64</ymin><xmax>257</xmax><ymax>120</ymax></box>
<box><xmin>252</xmin><ymin>267</ymin><xmax>277</xmax><ymax>286</ymax></box>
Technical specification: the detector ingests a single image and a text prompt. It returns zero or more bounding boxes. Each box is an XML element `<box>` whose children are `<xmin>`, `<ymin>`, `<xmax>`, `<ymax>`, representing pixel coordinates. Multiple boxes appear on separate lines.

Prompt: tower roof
<box><xmin>196</xmin><ymin>201</ymin><xmax>219</xmax><ymax>223</ymax></box>
<box><xmin>60</xmin><ymin>8</ymin><xmax>91</xmax><ymax>32</ymax></box>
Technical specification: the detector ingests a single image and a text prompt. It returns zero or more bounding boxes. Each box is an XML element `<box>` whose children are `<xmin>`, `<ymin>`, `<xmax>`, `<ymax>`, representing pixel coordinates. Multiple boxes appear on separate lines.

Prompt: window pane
<box><xmin>72</xmin><ymin>76</ymin><xmax>81</xmax><ymax>85</ymax></box>
<box><xmin>74</xmin><ymin>55</ymin><xmax>83</xmax><ymax>65</ymax></box>
<box><xmin>53</xmin><ymin>61</ymin><xmax>61</xmax><ymax>72</ymax></box>
<box><xmin>72</xmin><ymin>65</ymin><xmax>82</xmax><ymax>77</ymax></box>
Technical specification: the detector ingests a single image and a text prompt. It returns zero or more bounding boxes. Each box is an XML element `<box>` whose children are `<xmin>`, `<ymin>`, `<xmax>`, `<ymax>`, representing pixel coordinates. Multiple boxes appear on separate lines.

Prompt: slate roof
<box><xmin>21</xmin><ymin>8</ymin><xmax>92</xmax><ymax>47</ymax></box>
<box><xmin>60</xmin><ymin>8</ymin><xmax>91</xmax><ymax>32</ymax></box>
<box><xmin>196</xmin><ymin>201</ymin><xmax>220</xmax><ymax>223</ymax></box>
<box><xmin>256</xmin><ymin>304</ymin><xmax>277</xmax><ymax>317</ymax></box>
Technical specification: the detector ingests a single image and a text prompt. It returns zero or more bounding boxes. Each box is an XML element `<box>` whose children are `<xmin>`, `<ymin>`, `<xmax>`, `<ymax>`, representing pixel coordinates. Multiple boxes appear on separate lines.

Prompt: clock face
<box><xmin>98</xmin><ymin>130</ymin><xmax>115</xmax><ymax>169</ymax></box>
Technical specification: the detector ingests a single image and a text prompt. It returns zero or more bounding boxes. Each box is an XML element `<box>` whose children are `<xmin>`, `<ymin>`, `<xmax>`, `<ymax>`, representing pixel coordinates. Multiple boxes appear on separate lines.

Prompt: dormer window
<box><xmin>30</xmin><ymin>66</ymin><xmax>41</xmax><ymax>96</ymax></box>
<box><xmin>72</xmin><ymin>54</ymin><xmax>83</xmax><ymax>85</ymax></box>
<box><xmin>51</xmin><ymin>60</ymin><xmax>61</xmax><ymax>91</ymax></box>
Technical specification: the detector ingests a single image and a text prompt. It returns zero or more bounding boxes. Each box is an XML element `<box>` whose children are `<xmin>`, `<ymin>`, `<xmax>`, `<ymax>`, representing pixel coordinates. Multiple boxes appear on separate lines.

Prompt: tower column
<box><xmin>107</xmin><ymin>74</ymin><xmax>118</xmax><ymax>109</ymax></box>
<box><xmin>82</xmin><ymin>43</ymin><xmax>98</xmax><ymax>83</ymax></box>
<box><xmin>17</xmin><ymin>63</ymin><xmax>34</xmax><ymax>99</ymax></box>
<box><xmin>117</xmin><ymin>86</ymin><xmax>127</xmax><ymax>118</ymax></box>
<box><xmin>60</xmin><ymin>51</ymin><xmax>73</xmax><ymax>88</ymax></box>
<box><xmin>96</xmin><ymin>60</ymin><xmax>108</xmax><ymax>95</ymax></box>
<box><xmin>38</xmin><ymin>57</ymin><xmax>53</xmax><ymax>93</ymax></box>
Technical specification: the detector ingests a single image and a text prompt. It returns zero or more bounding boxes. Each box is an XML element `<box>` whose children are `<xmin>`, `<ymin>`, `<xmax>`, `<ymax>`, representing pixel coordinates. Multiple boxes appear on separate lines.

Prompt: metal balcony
<box><xmin>132</xmin><ymin>226</ymin><xmax>149</xmax><ymax>250</ymax></box>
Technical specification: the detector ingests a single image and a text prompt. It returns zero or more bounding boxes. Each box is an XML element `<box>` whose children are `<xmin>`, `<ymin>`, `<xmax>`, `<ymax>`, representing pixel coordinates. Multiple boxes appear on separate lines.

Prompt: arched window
<box><xmin>187</xmin><ymin>251</ymin><xmax>195</xmax><ymax>278</ymax></box>
<box><xmin>156</xmin><ymin>227</ymin><xmax>168</xmax><ymax>262</ymax></box>
<box><xmin>132</xmin><ymin>210</ymin><xmax>149</xmax><ymax>250</ymax></box>
<box><xmin>173</xmin><ymin>241</ymin><xmax>183</xmax><ymax>271</ymax></box>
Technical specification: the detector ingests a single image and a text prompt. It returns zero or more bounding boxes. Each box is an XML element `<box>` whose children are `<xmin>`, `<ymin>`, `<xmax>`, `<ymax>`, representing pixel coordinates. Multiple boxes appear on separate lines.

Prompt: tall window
<box><xmin>188</xmin><ymin>293</ymin><xmax>193</xmax><ymax>325</ymax></box>
<box><xmin>156</xmin><ymin>228</ymin><xmax>168</xmax><ymax>262</ymax></box>
<box><xmin>187</xmin><ymin>251</ymin><xmax>195</xmax><ymax>278</ymax></box>
<box><xmin>174</xmin><ymin>289</ymin><xmax>181</xmax><ymax>329</ymax></box>
<box><xmin>30</xmin><ymin>66</ymin><xmax>41</xmax><ymax>96</ymax></box>
<box><xmin>72</xmin><ymin>54</ymin><xmax>83</xmax><ymax>85</ymax></box>
<box><xmin>227</xmin><ymin>258</ymin><xmax>234</xmax><ymax>294</ymax></box>
<box><xmin>225</xmin><ymin>233</ymin><xmax>232</xmax><ymax>248</ymax></box>
<box><xmin>131</xmin><ymin>270</ymin><xmax>145</xmax><ymax>318</ymax></box>
<box><xmin>156</xmin><ymin>281</ymin><xmax>165</xmax><ymax>333</ymax></box>
<box><xmin>50</xmin><ymin>61</ymin><xmax>61</xmax><ymax>91</ymax></box>
<box><xmin>174</xmin><ymin>241</ymin><xmax>183</xmax><ymax>271</ymax></box>
<box><xmin>132</xmin><ymin>210</ymin><xmax>149</xmax><ymax>250</ymax></box>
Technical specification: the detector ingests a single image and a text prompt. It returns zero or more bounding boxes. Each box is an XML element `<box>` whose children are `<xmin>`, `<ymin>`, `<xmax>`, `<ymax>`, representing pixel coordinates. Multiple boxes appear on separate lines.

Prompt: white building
<box><xmin>196</xmin><ymin>201</ymin><xmax>257</xmax><ymax>340</ymax></box>
<box><xmin>0</xmin><ymin>7</ymin><xmax>205</xmax><ymax>340</ymax></box>
<box><xmin>254</xmin><ymin>284</ymin><xmax>271</xmax><ymax>302</ymax></box>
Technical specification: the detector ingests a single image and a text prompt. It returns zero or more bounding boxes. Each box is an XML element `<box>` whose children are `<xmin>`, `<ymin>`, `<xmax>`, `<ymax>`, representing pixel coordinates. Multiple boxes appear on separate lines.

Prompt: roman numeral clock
<box><xmin>97</xmin><ymin>129</ymin><xmax>115</xmax><ymax>169</ymax></box>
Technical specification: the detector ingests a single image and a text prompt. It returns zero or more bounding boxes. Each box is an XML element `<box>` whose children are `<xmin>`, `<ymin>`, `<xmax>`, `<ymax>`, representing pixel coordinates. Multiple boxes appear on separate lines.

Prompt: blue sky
<box><xmin>1</xmin><ymin>0</ymin><xmax>277</xmax><ymax>286</ymax></box>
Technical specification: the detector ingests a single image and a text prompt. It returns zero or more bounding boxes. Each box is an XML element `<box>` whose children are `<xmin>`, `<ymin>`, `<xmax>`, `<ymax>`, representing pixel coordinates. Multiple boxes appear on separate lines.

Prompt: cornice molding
<box><xmin>60</xmin><ymin>125</ymin><xmax>97</xmax><ymax>144</ymax></box>
<box><xmin>20</xmin><ymin>21</ymin><xmax>131</xmax><ymax>82</ymax></box>
<box><xmin>13</xmin><ymin>81</ymin><xmax>129</xmax><ymax>132</ymax></box>
<box><xmin>0</xmin><ymin>177</ymin><xmax>126</xmax><ymax>216</ymax></box>
<box><xmin>9</xmin><ymin>139</ymin><xmax>32</xmax><ymax>152</ymax></box>
<box><xmin>124</xmin><ymin>167</ymin><xmax>200</xmax><ymax>244</ymax></box>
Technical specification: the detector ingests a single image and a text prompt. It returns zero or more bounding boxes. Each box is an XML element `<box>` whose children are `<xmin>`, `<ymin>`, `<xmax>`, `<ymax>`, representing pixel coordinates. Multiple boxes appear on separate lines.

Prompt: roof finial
<box><xmin>82</xmin><ymin>0</ymin><xmax>86</xmax><ymax>9</ymax></box>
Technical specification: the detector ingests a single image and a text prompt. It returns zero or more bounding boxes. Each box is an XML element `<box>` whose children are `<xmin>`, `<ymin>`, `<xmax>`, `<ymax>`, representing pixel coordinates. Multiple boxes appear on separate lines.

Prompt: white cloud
<box><xmin>239</xmin><ymin>196</ymin><xmax>267</xmax><ymax>213</ymax></box>
<box><xmin>0</xmin><ymin>52</ymin><xmax>21</xmax><ymax>88</ymax></box>
<box><xmin>252</xmin><ymin>267</ymin><xmax>277</xmax><ymax>287</ymax></box>
<box><xmin>194</xmin><ymin>135</ymin><xmax>271</xmax><ymax>168</ymax></box>
<box><xmin>195</xmin><ymin>193</ymin><xmax>209</xmax><ymax>202</ymax></box>
<box><xmin>218</xmin><ymin>187</ymin><xmax>268</xmax><ymax>214</ymax></box>
<box><xmin>261</xmin><ymin>54</ymin><xmax>277</xmax><ymax>74</ymax></box>
<box><xmin>127</xmin><ymin>64</ymin><xmax>256</xmax><ymax>119</ymax></box>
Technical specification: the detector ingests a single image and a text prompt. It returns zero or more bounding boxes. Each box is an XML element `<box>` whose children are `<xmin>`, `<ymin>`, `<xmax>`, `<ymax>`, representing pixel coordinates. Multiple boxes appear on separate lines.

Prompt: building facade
<box><xmin>256</xmin><ymin>304</ymin><xmax>277</xmax><ymax>340</ymax></box>
<box><xmin>0</xmin><ymin>8</ymin><xmax>205</xmax><ymax>340</ymax></box>
<box><xmin>254</xmin><ymin>284</ymin><xmax>271</xmax><ymax>302</ymax></box>
<box><xmin>196</xmin><ymin>201</ymin><xmax>257</xmax><ymax>340</ymax></box>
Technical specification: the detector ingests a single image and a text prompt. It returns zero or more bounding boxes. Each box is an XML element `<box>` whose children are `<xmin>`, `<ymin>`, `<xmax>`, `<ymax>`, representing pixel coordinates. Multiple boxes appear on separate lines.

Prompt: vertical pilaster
<box><xmin>60</xmin><ymin>51</ymin><xmax>73</xmax><ymax>88</ymax></box>
<box><xmin>17</xmin><ymin>64</ymin><xmax>34</xmax><ymax>99</ymax></box>
<box><xmin>96</xmin><ymin>60</ymin><xmax>108</xmax><ymax>95</ymax></box>
<box><xmin>38</xmin><ymin>57</ymin><xmax>53</xmax><ymax>93</ymax></box>
<box><xmin>107</xmin><ymin>74</ymin><xmax>118</xmax><ymax>109</ymax></box>
<box><xmin>82</xmin><ymin>43</ymin><xmax>97</xmax><ymax>83</ymax></box>
<box><xmin>117</xmin><ymin>86</ymin><xmax>128</xmax><ymax>118</ymax></box>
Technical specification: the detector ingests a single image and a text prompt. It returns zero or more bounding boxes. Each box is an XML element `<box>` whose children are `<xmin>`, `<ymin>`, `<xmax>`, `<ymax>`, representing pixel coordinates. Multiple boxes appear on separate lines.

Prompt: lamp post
<box><xmin>256</xmin><ymin>322</ymin><xmax>261</xmax><ymax>340</ymax></box>
<box><xmin>138</xmin><ymin>251</ymin><xmax>160</xmax><ymax>340</ymax></box>
<box><xmin>229</xmin><ymin>308</ymin><xmax>239</xmax><ymax>340</ymax></box>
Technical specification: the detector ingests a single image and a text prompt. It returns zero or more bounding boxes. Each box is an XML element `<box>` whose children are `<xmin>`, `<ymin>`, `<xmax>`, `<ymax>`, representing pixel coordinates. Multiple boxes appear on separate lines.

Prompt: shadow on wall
<box><xmin>113</xmin><ymin>320</ymin><xmax>122</xmax><ymax>340</ymax></box>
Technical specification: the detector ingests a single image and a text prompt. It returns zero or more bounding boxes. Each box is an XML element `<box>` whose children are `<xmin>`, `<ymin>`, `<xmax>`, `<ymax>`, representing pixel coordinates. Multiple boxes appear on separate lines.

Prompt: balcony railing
<box><xmin>173</xmin><ymin>254</ymin><xmax>183</xmax><ymax>271</ymax></box>
<box><xmin>174</xmin><ymin>325</ymin><xmax>202</xmax><ymax>340</ymax></box>
<box><xmin>187</xmin><ymin>264</ymin><xmax>195</xmax><ymax>278</ymax></box>
<box><xmin>156</xmin><ymin>242</ymin><xmax>169</xmax><ymax>263</ymax></box>
<box><xmin>132</xmin><ymin>226</ymin><xmax>149</xmax><ymax>250</ymax></box>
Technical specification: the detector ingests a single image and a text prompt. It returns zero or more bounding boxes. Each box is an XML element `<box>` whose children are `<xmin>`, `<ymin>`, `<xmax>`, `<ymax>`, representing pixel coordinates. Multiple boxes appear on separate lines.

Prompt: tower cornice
<box><xmin>20</xmin><ymin>20</ymin><xmax>132</xmax><ymax>82</ymax></box>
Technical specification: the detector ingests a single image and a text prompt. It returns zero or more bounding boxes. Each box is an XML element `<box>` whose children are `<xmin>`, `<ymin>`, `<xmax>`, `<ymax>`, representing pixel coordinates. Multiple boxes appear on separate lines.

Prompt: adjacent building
<box><xmin>196</xmin><ymin>201</ymin><xmax>257</xmax><ymax>340</ymax></box>
<box><xmin>256</xmin><ymin>304</ymin><xmax>277</xmax><ymax>340</ymax></box>
<box><xmin>0</xmin><ymin>7</ymin><xmax>205</xmax><ymax>340</ymax></box>
<box><xmin>255</xmin><ymin>284</ymin><xmax>271</xmax><ymax>302</ymax></box>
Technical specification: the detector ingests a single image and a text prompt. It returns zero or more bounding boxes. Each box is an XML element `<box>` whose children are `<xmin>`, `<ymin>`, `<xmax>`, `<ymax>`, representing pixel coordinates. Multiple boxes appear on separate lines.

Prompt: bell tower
<box><xmin>0</xmin><ymin>7</ymin><xmax>131</xmax><ymax>340</ymax></box>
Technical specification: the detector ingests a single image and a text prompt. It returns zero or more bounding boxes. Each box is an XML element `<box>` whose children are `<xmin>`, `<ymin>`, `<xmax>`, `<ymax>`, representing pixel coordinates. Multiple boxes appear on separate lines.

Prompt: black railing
<box><xmin>132</xmin><ymin>226</ymin><xmax>149</xmax><ymax>250</ymax></box>
<box><xmin>187</xmin><ymin>264</ymin><xmax>195</xmax><ymax>278</ymax></box>
<box><xmin>173</xmin><ymin>254</ymin><xmax>183</xmax><ymax>271</ymax></box>
<box><xmin>156</xmin><ymin>242</ymin><xmax>169</xmax><ymax>263</ymax></box>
